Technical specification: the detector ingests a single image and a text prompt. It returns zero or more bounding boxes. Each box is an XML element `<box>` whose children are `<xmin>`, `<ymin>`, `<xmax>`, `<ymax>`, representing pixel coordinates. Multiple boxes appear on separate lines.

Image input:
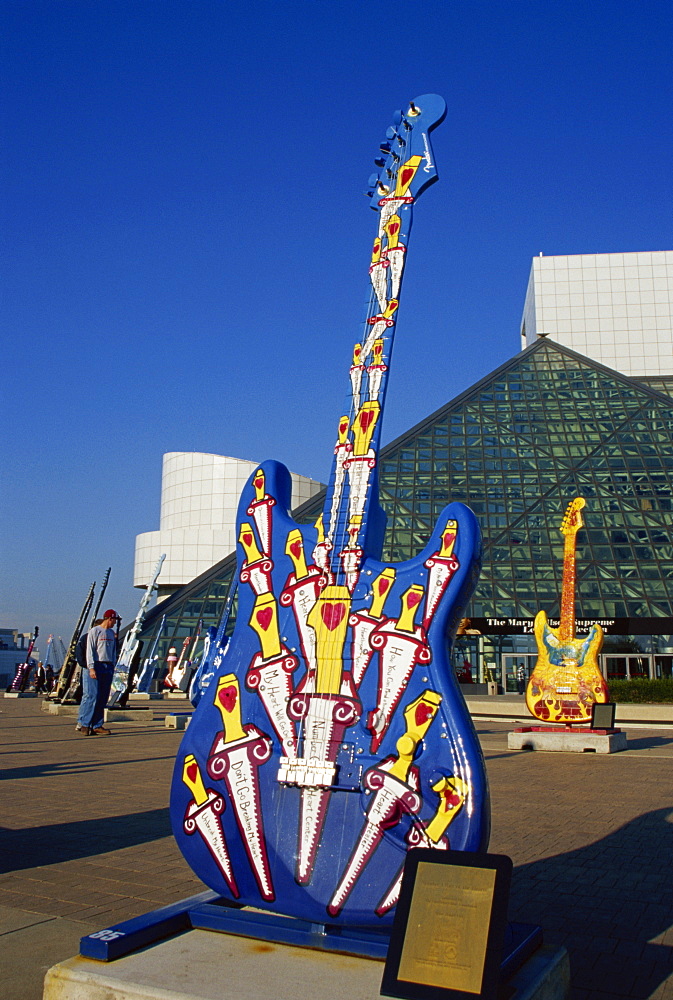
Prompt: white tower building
<box><xmin>521</xmin><ymin>251</ymin><xmax>673</xmax><ymax>390</ymax></box>
<box><xmin>134</xmin><ymin>452</ymin><xmax>324</xmax><ymax>601</ymax></box>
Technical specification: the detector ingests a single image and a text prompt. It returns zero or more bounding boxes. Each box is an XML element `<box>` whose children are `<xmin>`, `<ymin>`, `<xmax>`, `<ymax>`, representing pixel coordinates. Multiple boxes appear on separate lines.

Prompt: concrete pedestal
<box><xmin>165</xmin><ymin>713</ymin><xmax>191</xmax><ymax>729</ymax></box>
<box><xmin>104</xmin><ymin>708</ymin><xmax>154</xmax><ymax>723</ymax></box>
<box><xmin>43</xmin><ymin>928</ymin><xmax>569</xmax><ymax>1000</ymax></box>
<box><xmin>508</xmin><ymin>726</ymin><xmax>627</xmax><ymax>753</ymax></box>
<box><xmin>42</xmin><ymin>701</ymin><xmax>78</xmax><ymax>715</ymax></box>
<box><xmin>4</xmin><ymin>691</ymin><xmax>37</xmax><ymax>698</ymax></box>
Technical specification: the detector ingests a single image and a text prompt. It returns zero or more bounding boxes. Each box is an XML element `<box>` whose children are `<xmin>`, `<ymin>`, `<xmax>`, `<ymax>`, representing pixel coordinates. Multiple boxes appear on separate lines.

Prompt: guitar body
<box><xmin>170</xmin><ymin>459</ymin><xmax>488</xmax><ymax>926</ymax></box>
<box><xmin>526</xmin><ymin>610</ymin><xmax>608</xmax><ymax>723</ymax></box>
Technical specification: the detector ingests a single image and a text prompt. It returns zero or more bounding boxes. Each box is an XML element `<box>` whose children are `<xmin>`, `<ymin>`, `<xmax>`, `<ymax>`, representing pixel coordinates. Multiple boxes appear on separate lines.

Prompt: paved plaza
<box><xmin>0</xmin><ymin>697</ymin><xmax>672</xmax><ymax>1000</ymax></box>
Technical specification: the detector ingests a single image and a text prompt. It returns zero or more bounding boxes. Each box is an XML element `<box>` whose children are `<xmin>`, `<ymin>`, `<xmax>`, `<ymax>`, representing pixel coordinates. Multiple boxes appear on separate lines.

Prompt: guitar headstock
<box><xmin>560</xmin><ymin>497</ymin><xmax>586</xmax><ymax>537</ymax></box>
<box><xmin>366</xmin><ymin>94</ymin><xmax>447</xmax><ymax>210</ymax></box>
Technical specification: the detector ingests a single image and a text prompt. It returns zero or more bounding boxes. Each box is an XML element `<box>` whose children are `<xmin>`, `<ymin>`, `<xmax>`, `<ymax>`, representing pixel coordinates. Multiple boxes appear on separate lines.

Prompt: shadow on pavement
<box><xmin>510</xmin><ymin>806</ymin><xmax>673</xmax><ymax>998</ymax></box>
<box><xmin>0</xmin><ymin>808</ymin><xmax>173</xmax><ymax>873</ymax></box>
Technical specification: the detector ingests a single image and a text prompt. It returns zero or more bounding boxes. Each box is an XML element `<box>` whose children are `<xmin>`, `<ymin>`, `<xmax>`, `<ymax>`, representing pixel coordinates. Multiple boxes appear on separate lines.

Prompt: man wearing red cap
<box><xmin>83</xmin><ymin>609</ymin><xmax>120</xmax><ymax>736</ymax></box>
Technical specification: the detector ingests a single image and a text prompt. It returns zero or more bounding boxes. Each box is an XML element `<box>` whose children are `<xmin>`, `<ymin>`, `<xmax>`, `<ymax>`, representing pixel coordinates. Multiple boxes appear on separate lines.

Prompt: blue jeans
<box><xmin>77</xmin><ymin>667</ymin><xmax>96</xmax><ymax>728</ymax></box>
<box><xmin>90</xmin><ymin>662</ymin><xmax>114</xmax><ymax>730</ymax></box>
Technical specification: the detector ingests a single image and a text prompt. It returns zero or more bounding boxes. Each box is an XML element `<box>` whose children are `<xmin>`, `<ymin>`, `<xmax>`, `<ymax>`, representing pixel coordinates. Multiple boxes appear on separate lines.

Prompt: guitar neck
<box><xmin>320</xmin><ymin>96</ymin><xmax>446</xmax><ymax>584</ymax></box>
<box><xmin>559</xmin><ymin>534</ymin><xmax>577</xmax><ymax>641</ymax></box>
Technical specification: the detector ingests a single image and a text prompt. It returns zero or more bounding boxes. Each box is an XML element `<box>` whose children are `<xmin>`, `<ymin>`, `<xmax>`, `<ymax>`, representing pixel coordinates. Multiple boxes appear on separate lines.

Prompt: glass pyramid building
<box><xmin>134</xmin><ymin>338</ymin><xmax>673</xmax><ymax>686</ymax></box>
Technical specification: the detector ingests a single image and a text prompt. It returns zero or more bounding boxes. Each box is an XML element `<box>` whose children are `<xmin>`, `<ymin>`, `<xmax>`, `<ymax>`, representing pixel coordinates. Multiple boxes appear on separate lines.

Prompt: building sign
<box><xmin>462</xmin><ymin>617</ymin><xmax>673</xmax><ymax>636</ymax></box>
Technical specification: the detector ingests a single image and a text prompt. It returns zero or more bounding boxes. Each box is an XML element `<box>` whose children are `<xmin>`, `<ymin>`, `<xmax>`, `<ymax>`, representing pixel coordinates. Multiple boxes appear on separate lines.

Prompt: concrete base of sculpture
<box><xmin>4</xmin><ymin>691</ymin><xmax>37</xmax><ymax>698</ymax></box>
<box><xmin>165</xmin><ymin>713</ymin><xmax>191</xmax><ymax>730</ymax></box>
<box><xmin>42</xmin><ymin>701</ymin><xmax>79</xmax><ymax>715</ymax></box>
<box><xmin>104</xmin><ymin>707</ymin><xmax>154</xmax><ymax>723</ymax></box>
<box><xmin>43</xmin><ymin>928</ymin><xmax>569</xmax><ymax>1000</ymax></box>
<box><xmin>508</xmin><ymin>726</ymin><xmax>627</xmax><ymax>753</ymax></box>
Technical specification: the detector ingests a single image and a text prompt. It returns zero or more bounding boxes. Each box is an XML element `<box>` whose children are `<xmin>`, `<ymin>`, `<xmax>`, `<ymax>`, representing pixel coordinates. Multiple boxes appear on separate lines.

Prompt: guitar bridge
<box><xmin>277</xmin><ymin>755</ymin><xmax>337</xmax><ymax>787</ymax></box>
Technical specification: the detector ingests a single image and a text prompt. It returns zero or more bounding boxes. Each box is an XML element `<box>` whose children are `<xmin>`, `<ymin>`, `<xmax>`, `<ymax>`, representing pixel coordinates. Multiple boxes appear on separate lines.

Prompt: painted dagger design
<box><xmin>423</xmin><ymin>520</ymin><xmax>460</xmax><ymax>629</ymax></box>
<box><xmin>246</xmin><ymin>593</ymin><xmax>298</xmax><ymax>756</ymax></box>
<box><xmin>182</xmin><ymin>754</ymin><xmax>239</xmax><ymax>898</ymax></box>
<box><xmin>327</xmin><ymin>690</ymin><xmax>441</xmax><ymax>917</ymax></box>
<box><xmin>246</xmin><ymin>468</ymin><xmax>275</xmax><ymax>556</ymax></box>
<box><xmin>280</xmin><ymin>529</ymin><xmax>322</xmax><ymax>683</ymax></box>
<box><xmin>207</xmin><ymin>675</ymin><xmax>275</xmax><ymax>902</ymax></box>
<box><xmin>375</xmin><ymin>774</ymin><xmax>469</xmax><ymax>916</ymax></box>
<box><xmin>367</xmin><ymin>584</ymin><xmax>432</xmax><ymax>752</ymax></box>
<box><xmin>369</xmin><ymin>235</ymin><xmax>389</xmax><ymax>310</ymax></box>
<box><xmin>349</xmin><ymin>567</ymin><xmax>396</xmax><ymax>687</ymax></box>
<box><xmin>366</xmin><ymin>339</ymin><xmax>388</xmax><ymax>402</ymax></box>
<box><xmin>278</xmin><ymin>584</ymin><xmax>361</xmax><ymax>885</ymax></box>
<box><xmin>239</xmin><ymin>523</ymin><xmax>274</xmax><ymax>595</ymax></box>
<box><xmin>328</xmin><ymin>417</ymin><xmax>353</xmax><ymax>543</ymax></box>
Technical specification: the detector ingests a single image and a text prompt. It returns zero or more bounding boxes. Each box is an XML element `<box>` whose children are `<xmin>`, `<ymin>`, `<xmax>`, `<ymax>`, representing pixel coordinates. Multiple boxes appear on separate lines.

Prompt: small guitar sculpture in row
<box><xmin>526</xmin><ymin>497</ymin><xmax>609</xmax><ymax>724</ymax></box>
<box><xmin>170</xmin><ymin>94</ymin><xmax>490</xmax><ymax>928</ymax></box>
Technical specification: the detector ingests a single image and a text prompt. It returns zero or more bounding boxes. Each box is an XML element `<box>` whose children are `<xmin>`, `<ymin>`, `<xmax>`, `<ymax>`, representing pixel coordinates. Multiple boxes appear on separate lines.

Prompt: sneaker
<box><xmin>75</xmin><ymin>724</ymin><xmax>85</xmax><ymax>731</ymax></box>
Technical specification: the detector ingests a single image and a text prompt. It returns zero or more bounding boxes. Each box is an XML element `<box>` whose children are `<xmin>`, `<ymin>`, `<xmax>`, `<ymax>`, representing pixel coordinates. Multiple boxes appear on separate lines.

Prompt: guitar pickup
<box><xmin>334</xmin><ymin>743</ymin><xmax>364</xmax><ymax>791</ymax></box>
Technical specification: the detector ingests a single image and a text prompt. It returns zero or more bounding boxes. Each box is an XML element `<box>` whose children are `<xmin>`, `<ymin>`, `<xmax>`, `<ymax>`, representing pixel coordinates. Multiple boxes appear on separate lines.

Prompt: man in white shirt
<box><xmin>83</xmin><ymin>609</ymin><xmax>120</xmax><ymax>736</ymax></box>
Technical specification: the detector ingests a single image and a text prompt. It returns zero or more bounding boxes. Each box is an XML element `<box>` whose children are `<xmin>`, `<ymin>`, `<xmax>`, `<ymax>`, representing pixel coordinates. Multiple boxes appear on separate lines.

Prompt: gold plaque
<box><xmin>381</xmin><ymin>849</ymin><xmax>513</xmax><ymax>1000</ymax></box>
<box><xmin>398</xmin><ymin>862</ymin><xmax>495</xmax><ymax>993</ymax></box>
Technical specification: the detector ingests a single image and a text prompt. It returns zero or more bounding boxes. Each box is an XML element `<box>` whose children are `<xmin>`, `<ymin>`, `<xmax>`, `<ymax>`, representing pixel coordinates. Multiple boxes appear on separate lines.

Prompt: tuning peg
<box><xmin>374</xmin><ymin>156</ymin><xmax>385</xmax><ymax>168</ymax></box>
<box><xmin>392</xmin><ymin>110</ymin><xmax>402</xmax><ymax>125</ymax></box>
<box><xmin>379</xmin><ymin>141</ymin><xmax>391</xmax><ymax>154</ymax></box>
<box><xmin>386</xmin><ymin>167</ymin><xmax>395</xmax><ymax>179</ymax></box>
<box><xmin>396</xmin><ymin>134</ymin><xmax>406</xmax><ymax>147</ymax></box>
<box><xmin>401</xmin><ymin>117</ymin><xmax>412</xmax><ymax>131</ymax></box>
<box><xmin>386</xmin><ymin>126</ymin><xmax>397</xmax><ymax>140</ymax></box>
<box><xmin>368</xmin><ymin>173</ymin><xmax>379</xmax><ymax>188</ymax></box>
<box><xmin>391</xmin><ymin>151</ymin><xmax>400</xmax><ymax>163</ymax></box>
<box><xmin>408</xmin><ymin>100</ymin><xmax>420</xmax><ymax>117</ymax></box>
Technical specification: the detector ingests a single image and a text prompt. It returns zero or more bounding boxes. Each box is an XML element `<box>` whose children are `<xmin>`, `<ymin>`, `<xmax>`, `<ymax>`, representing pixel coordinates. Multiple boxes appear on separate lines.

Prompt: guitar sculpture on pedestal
<box><xmin>526</xmin><ymin>497</ymin><xmax>609</xmax><ymax>724</ymax></box>
<box><xmin>170</xmin><ymin>94</ymin><xmax>489</xmax><ymax>928</ymax></box>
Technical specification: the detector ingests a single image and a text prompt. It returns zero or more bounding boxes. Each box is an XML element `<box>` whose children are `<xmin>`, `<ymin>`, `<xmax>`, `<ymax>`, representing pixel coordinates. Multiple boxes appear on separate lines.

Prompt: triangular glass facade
<box><xmin>135</xmin><ymin>339</ymin><xmax>673</xmax><ymax>662</ymax></box>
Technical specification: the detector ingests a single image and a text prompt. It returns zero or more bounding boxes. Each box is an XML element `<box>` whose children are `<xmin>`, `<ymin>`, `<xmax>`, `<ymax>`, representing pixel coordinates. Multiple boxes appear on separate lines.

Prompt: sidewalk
<box><xmin>1</xmin><ymin>696</ymin><xmax>672</xmax><ymax>999</ymax></box>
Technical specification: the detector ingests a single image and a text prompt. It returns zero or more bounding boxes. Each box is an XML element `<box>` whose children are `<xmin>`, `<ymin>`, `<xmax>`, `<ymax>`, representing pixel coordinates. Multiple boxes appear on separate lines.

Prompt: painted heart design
<box><xmin>321</xmin><ymin>602</ymin><xmax>346</xmax><ymax>631</ymax></box>
<box><xmin>406</xmin><ymin>590</ymin><xmax>422</xmax><ymax>609</ymax></box>
<box><xmin>256</xmin><ymin>608</ymin><xmax>273</xmax><ymax>631</ymax></box>
<box><xmin>443</xmin><ymin>532</ymin><xmax>456</xmax><ymax>549</ymax></box>
<box><xmin>415</xmin><ymin>703</ymin><xmax>435</xmax><ymax>727</ymax></box>
<box><xmin>254</xmin><ymin>476</ymin><xmax>264</xmax><ymax>490</ymax></box>
<box><xmin>358</xmin><ymin>410</ymin><xmax>375</xmax><ymax>434</ymax></box>
<box><xmin>218</xmin><ymin>685</ymin><xmax>238</xmax><ymax>713</ymax></box>
<box><xmin>290</xmin><ymin>540</ymin><xmax>302</xmax><ymax>560</ymax></box>
<box><xmin>387</xmin><ymin>221</ymin><xmax>400</xmax><ymax>236</ymax></box>
<box><xmin>186</xmin><ymin>762</ymin><xmax>199</xmax><ymax>785</ymax></box>
<box><xmin>242</xmin><ymin>532</ymin><xmax>253</xmax><ymax>547</ymax></box>
<box><xmin>377</xmin><ymin>578</ymin><xmax>391</xmax><ymax>596</ymax></box>
<box><xmin>401</xmin><ymin>166</ymin><xmax>415</xmax><ymax>188</ymax></box>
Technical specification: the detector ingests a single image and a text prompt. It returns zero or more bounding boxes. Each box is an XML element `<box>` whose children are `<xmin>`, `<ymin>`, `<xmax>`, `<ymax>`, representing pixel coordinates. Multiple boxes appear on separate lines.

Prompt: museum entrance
<box><xmin>501</xmin><ymin>653</ymin><xmax>537</xmax><ymax>693</ymax></box>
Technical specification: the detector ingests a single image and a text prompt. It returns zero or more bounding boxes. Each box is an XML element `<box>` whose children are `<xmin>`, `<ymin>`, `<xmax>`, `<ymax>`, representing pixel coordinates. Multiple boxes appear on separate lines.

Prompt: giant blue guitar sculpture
<box><xmin>170</xmin><ymin>95</ymin><xmax>490</xmax><ymax>928</ymax></box>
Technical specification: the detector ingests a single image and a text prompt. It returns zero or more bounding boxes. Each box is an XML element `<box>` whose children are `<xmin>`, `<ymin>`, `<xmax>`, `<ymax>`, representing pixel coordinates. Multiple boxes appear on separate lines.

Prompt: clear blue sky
<box><xmin>2</xmin><ymin>0</ymin><xmax>672</xmax><ymax>649</ymax></box>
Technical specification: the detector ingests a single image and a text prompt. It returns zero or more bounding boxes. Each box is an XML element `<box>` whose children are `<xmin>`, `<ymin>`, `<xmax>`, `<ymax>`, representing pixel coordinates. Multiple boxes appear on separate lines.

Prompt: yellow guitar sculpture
<box><xmin>526</xmin><ymin>498</ymin><xmax>609</xmax><ymax>724</ymax></box>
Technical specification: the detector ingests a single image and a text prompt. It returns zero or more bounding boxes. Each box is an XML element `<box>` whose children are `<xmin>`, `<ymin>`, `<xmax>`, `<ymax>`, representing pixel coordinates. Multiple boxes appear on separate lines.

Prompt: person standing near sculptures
<box><xmin>83</xmin><ymin>609</ymin><xmax>120</xmax><ymax>736</ymax></box>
